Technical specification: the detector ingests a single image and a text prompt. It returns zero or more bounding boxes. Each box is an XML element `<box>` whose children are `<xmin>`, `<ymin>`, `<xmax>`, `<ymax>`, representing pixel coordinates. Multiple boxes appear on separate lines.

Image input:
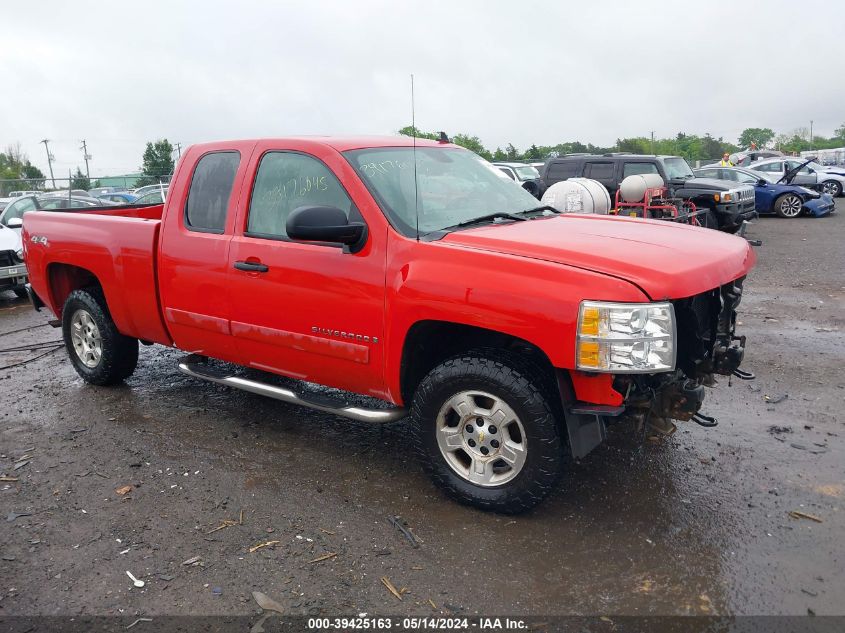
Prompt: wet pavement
<box><xmin>0</xmin><ymin>202</ymin><xmax>843</xmax><ymax>619</ymax></box>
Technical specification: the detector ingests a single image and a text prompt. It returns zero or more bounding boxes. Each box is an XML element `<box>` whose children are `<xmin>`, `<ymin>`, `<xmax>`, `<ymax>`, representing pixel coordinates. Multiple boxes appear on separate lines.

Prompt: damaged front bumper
<box><xmin>562</xmin><ymin>277</ymin><xmax>750</xmax><ymax>457</ymax></box>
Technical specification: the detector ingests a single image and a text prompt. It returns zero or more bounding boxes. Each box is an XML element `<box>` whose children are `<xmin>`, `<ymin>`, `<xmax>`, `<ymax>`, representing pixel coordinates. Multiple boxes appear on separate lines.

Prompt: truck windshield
<box><xmin>663</xmin><ymin>157</ymin><xmax>694</xmax><ymax>180</ymax></box>
<box><xmin>345</xmin><ymin>147</ymin><xmax>539</xmax><ymax>236</ymax></box>
<box><xmin>513</xmin><ymin>166</ymin><xmax>540</xmax><ymax>181</ymax></box>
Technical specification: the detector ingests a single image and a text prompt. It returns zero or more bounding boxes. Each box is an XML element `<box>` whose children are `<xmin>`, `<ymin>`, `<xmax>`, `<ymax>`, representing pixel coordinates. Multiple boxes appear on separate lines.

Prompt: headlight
<box><xmin>799</xmin><ymin>187</ymin><xmax>819</xmax><ymax>197</ymax></box>
<box><xmin>14</xmin><ymin>249</ymin><xmax>24</xmax><ymax>262</ymax></box>
<box><xmin>715</xmin><ymin>192</ymin><xmax>732</xmax><ymax>203</ymax></box>
<box><xmin>576</xmin><ymin>301</ymin><xmax>676</xmax><ymax>373</ymax></box>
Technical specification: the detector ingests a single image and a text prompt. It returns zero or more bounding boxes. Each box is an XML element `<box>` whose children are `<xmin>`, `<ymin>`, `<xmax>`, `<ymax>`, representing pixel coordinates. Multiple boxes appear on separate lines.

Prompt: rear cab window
<box><xmin>184</xmin><ymin>151</ymin><xmax>241</xmax><ymax>233</ymax></box>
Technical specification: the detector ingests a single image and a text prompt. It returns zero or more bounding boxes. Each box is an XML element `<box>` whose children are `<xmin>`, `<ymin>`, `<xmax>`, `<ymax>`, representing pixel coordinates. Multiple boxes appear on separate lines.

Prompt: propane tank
<box><xmin>619</xmin><ymin>173</ymin><xmax>665</xmax><ymax>203</ymax></box>
<box><xmin>540</xmin><ymin>178</ymin><xmax>611</xmax><ymax>214</ymax></box>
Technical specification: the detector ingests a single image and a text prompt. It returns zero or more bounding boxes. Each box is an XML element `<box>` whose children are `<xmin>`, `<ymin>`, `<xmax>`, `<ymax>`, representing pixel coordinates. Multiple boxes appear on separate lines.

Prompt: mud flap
<box><xmin>556</xmin><ymin>371</ymin><xmax>608</xmax><ymax>459</ymax></box>
<box><xmin>563</xmin><ymin>411</ymin><xmax>607</xmax><ymax>459</ymax></box>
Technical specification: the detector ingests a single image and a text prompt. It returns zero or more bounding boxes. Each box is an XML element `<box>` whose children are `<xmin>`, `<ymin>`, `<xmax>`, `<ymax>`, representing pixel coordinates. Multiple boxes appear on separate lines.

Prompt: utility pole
<box><xmin>41</xmin><ymin>139</ymin><xmax>56</xmax><ymax>189</ymax></box>
<box><xmin>650</xmin><ymin>131</ymin><xmax>655</xmax><ymax>155</ymax></box>
<box><xmin>80</xmin><ymin>140</ymin><xmax>91</xmax><ymax>179</ymax></box>
<box><xmin>174</xmin><ymin>142</ymin><xmax>182</xmax><ymax>160</ymax></box>
<box><xmin>810</xmin><ymin>120</ymin><xmax>814</xmax><ymax>149</ymax></box>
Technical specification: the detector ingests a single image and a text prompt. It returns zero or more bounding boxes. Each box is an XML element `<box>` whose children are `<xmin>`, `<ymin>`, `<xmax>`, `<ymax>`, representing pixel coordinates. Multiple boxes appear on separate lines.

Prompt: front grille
<box><xmin>736</xmin><ymin>186</ymin><xmax>755</xmax><ymax>203</ymax></box>
<box><xmin>0</xmin><ymin>251</ymin><xmax>14</xmax><ymax>267</ymax></box>
<box><xmin>674</xmin><ymin>290</ymin><xmax>720</xmax><ymax>377</ymax></box>
<box><xmin>673</xmin><ymin>277</ymin><xmax>745</xmax><ymax>377</ymax></box>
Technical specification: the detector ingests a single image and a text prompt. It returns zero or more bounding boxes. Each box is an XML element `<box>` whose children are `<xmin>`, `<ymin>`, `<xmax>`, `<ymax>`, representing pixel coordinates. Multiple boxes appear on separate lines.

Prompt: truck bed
<box><xmin>22</xmin><ymin>206</ymin><xmax>172</xmax><ymax>346</ymax></box>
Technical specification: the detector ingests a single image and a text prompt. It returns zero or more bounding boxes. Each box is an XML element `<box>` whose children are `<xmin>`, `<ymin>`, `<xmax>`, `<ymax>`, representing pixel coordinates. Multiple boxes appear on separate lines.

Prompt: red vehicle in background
<box><xmin>22</xmin><ymin>136</ymin><xmax>755</xmax><ymax>513</ymax></box>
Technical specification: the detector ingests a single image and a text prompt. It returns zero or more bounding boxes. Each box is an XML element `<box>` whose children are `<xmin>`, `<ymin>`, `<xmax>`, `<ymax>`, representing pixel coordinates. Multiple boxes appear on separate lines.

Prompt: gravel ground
<box><xmin>0</xmin><ymin>201</ymin><xmax>843</xmax><ymax>622</ymax></box>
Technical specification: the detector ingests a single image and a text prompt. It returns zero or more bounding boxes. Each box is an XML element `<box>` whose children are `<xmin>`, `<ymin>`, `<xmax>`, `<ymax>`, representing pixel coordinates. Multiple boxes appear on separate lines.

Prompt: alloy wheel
<box><xmin>70</xmin><ymin>309</ymin><xmax>103</xmax><ymax>368</ymax></box>
<box><xmin>435</xmin><ymin>390</ymin><xmax>527</xmax><ymax>487</ymax></box>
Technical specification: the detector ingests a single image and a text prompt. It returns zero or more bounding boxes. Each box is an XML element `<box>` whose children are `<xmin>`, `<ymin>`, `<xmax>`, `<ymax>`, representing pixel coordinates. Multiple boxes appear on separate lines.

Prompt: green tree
<box><xmin>492</xmin><ymin>147</ymin><xmax>507</xmax><ymax>161</ymax></box>
<box><xmin>451</xmin><ymin>134</ymin><xmax>492</xmax><ymax>160</ymax></box>
<box><xmin>136</xmin><ymin>139</ymin><xmax>175</xmax><ymax>187</ymax></box>
<box><xmin>524</xmin><ymin>144</ymin><xmax>542</xmax><ymax>160</ymax></box>
<box><xmin>71</xmin><ymin>167</ymin><xmax>90</xmax><ymax>191</ymax></box>
<box><xmin>737</xmin><ymin>127</ymin><xmax>775</xmax><ymax>149</ymax></box>
<box><xmin>505</xmin><ymin>143</ymin><xmax>518</xmax><ymax>160</ymax></box>
<box><xmin>0</xmin><ymin>143</ymin><xmax>45</xmax><ymax>195</ymax></box>
<box><xmin>834</xmin><ymin>123</ymin><xmax>845</xmax><ymax>142</ymax></box>
<box><xmin>397</xmin><ymin>125</ymin><xmax>439</xmax><ymax>141</ymax></box>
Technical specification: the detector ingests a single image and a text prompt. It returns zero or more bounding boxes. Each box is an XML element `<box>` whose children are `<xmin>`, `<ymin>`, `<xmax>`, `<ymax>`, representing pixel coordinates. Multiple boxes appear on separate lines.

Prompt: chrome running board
<box><xmin>177</xmin><ymin>354</ymin><xmax>407</xmax><ymax>424</ymax></box>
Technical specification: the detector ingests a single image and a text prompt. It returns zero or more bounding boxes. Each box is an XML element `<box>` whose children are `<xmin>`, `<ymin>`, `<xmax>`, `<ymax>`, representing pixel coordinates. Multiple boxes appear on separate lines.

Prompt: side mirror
<box><xmin>286</xmin><ymin>205</ymin><xmax>367</xmax><ymax>252</ymax></box>
<box><xmin>757</xmin><ymin>179</ymin><xmax>768</xmax><ymax>187</ymax></box>
<box><xmin>6</xmin><ymin>217</ymin><xmax>22</xmax><ymax>228</ymax></box>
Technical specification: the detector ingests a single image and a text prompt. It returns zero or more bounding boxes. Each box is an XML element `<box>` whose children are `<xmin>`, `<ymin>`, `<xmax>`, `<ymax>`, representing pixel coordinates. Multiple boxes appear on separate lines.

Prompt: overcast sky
<box><xmin>3</xmin><ymin>0</ymin><xmax>843</xmax><ymax>178</ymax></box>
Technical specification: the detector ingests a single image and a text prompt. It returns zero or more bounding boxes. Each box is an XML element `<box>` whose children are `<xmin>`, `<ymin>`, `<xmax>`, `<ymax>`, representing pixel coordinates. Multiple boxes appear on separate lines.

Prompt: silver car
<box><xmin>749</xmin><ymin>157</ymin><xmax>845</xmax><ymax>196</ymax></box>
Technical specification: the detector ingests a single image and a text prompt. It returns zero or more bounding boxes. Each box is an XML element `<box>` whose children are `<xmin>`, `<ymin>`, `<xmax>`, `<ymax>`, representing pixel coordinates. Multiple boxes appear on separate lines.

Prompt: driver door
<box><xmin>226</xmin><ymin>146</ymin><xmax>387</xmax><ymax>398</ymax></box>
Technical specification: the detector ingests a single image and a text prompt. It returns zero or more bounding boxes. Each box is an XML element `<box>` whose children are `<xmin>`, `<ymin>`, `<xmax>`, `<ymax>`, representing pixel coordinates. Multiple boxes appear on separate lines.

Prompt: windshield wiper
<box><xmin>452</xmin><ymin>212</ymin><xmax>528</xmax><ymax>229</ymax></box>
<box><xmin>518</xmin><ymin>205</ymin><xmax>559</xmax><ymax>215</ymax></box>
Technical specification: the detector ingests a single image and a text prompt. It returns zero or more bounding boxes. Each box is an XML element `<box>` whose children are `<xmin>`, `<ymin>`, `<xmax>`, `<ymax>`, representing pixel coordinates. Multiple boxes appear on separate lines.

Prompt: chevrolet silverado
<box><xmin>22</xmin><ymin>136</ymin><xmax>756</xmax><ymax>513</ymax></box>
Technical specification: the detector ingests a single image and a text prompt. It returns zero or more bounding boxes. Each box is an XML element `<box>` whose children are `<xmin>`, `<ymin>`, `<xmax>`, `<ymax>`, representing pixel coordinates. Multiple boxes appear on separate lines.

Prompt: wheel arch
<box><xmin>398</xmin><ymin>320</ymin><xmax>559</xmax><ymax>406</ymax></box>
<box><xmin>46</xmin><ymin>262</ymin><xmax>103</xmax><ymax>316</ymax></box>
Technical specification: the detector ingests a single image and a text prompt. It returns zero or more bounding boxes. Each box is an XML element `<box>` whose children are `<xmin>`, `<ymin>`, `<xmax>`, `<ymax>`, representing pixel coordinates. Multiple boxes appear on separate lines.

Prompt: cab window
<box><xmin>622</xmin><ymin>162</ymin><xmax>659</xmax><ymax>178</ymax></box>
<box><xmin>584</xmin><ymin>161</ymin><xmax>614</xmax><ymax>180</ymax></box>
<box><xmin>247</xmin><ymin>152</ymin><xmax>353</xmax><ymax>240</ymax></box>
<box><xmin>2</xmin><ymin>197</ymin><xmax>37</xmax><ymax>224</ymax></box>
<box><xmin>184</xmin><ymin>151</ymin><xmax>241</xmax><ymax>233</ymax></box>
<box><xmin>695</xmin><ymin>168</ymin><xmax>720</xmax><ymax>179</ymax></box>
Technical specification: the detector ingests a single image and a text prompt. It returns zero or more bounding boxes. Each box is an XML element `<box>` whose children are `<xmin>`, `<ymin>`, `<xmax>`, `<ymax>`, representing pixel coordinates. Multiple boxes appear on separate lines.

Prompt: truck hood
<box><xmin>672</xmin><ymin>176</ymin><xmax>731</xmax><ymax>191</ymax></box>
<box><xmin>441</xmin><ymin>214</ymin><xmax>756</xmax><ymax>300</ymax></box>
<box><xmin>0</xmin><ymin>225</ymin><xmax>21</xmax><ymax>252</ymax></box>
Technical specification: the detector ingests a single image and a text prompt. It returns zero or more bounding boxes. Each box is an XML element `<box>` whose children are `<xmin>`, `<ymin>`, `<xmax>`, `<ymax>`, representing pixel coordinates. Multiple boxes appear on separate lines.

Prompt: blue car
<box><xmin>95</xmin><ymin>192</ymin><xmax>139</xmax><ymax>205</ymax></box>
<box><xmin>694</xmin><ymin>166</ymin><xmax>835</xmax><ymax>218</ymax></box>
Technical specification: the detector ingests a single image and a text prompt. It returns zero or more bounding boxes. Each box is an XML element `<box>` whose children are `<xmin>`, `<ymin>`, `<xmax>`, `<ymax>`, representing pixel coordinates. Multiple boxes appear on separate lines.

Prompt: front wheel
<box><xmin>410</xmin><ymin>351</ymin><xmax>564</xmax><ymax>513</ymax></box>
<box><xmin>775</xmin><ymin>193</ymin><xmax>803</xmax><ymax>218</ymax></box>
<box><xmin>821</xmin><ymin>180</ymin><xmax>842</xmax><ymax>197</ymax></box>
<box><xmin>62</xmin><ymin>287</ymin><xmax>139</xmax><ymax>385</ymax></box>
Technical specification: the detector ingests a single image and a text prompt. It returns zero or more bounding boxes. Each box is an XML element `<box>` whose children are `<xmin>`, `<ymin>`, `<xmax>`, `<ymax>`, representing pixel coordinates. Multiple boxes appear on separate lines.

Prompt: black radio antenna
<box><xmin>411</xmin><ymin>73</ymin><xmax>420</xmax><ymax>241</ymax></box>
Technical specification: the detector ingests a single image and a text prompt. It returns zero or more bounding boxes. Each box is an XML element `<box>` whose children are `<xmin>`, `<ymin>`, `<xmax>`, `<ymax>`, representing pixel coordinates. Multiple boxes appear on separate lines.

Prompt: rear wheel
<box><xmin>821</xmin><ymin>180</ymin><xmax>842</xmax><ymax>197</ymax></box>
<box><xmin>410</xmin><ymin>350</ymin><xmax>564</xmax><ymax>513</ymax></box>
<box><xmin>774</xmin><ymin>193</ymin><xmax>803</xmax><ymax>218</ymax></box>
<box><xmin>62</xmin><ymin>287</ymin><xmax>138</xmax><ymax>385</ymax></box>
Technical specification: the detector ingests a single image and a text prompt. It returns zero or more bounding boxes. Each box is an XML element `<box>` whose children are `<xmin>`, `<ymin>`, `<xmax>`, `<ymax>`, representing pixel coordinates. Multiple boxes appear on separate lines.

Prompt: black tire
<box><xmin>62</xmin><ymin>287</ymin><xmax>138</xmax><ymax>385</ymax></box>
<box><xmin>774</xmin><ymin>193</ymin><xmax>803</xmax><ymax>218</ymax></box>
<box><xmin>410</xmin><ymin>349</ymin><xmax>564</xmax><ymax>514</ymax></box>
<box><xmin>821</xmin><ymin>180</ymin><xmax>842</xmax><ymax>197</ymax></box>
<box><xmin>522</xmin><ymin>180</ymin><xmax>540</xmax><ymax>199</ymax></box>
<box><xmin>12</xmin><ymin>287</ymin><xmax>27</xmax><ymax>299</ymax></box>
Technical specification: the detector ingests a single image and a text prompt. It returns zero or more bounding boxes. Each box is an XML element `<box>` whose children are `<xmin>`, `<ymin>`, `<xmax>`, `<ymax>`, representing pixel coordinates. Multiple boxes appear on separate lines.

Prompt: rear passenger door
<box><xmin>583</xmin><ymin>161</ymin><xmax>616</xmax><ymax>193</ymax></box>
<box><xmin>158</xmin><ymin>145</ymin><xmax>252</xmax><ymax>361</ymax></box>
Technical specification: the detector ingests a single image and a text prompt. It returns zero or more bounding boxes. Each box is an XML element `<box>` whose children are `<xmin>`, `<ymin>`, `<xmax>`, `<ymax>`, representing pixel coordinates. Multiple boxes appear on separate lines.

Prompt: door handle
<box><xmin>234</xmin><ymin>260</ymin><xmax>269</xmax><ymax>273</ymax></box>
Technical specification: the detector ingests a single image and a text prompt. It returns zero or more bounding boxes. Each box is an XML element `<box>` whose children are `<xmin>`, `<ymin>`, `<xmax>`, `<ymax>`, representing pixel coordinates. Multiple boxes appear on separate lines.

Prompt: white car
<box><xmin>0</xmin><ymin>223</ymin><xmax>27</xmax><ymax>298</ymax></box>
<box><xmin>749</xmin><ymin>157</ymin><xmax>845</xmax><ymax>197</ymax></box>
<box><xmin>491</xmin><ymin>162</ymin><xmax>544</xmax><ymax>197</ymax></box>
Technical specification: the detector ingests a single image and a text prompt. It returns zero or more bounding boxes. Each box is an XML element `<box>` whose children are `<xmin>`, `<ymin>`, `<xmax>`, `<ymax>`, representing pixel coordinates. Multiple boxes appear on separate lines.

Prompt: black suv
<box><xmin>541</xmin><ymin>154</ymin><xmax>757</xmax><ymax>232</ymax></box>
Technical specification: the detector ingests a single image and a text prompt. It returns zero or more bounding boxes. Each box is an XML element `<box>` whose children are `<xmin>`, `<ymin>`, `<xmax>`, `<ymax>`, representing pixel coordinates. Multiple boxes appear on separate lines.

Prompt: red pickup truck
<box><xmin>22</xmin><ymin>136</ymin><xmax>756</xmax><ymax>513</ymax></box>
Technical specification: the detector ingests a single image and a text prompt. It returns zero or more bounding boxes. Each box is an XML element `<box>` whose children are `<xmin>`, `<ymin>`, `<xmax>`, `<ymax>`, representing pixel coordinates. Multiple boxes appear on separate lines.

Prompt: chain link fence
<box><xmin>0</xmin><ymin>174</ymin><xmax>172</xmax><ymax>197</ymax></box>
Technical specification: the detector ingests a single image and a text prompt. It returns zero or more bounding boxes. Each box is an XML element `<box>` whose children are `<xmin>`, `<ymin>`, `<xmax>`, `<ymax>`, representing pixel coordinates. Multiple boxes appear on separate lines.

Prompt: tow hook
<box><xmin>692</xmin><ymin>411</ymin><xmax>718</xmax><ymax>427</ymax></box>
<box><xmin>737</xmin><ymin>220</ymin><xmax>762</xmax><ymax>246</ymax></box>
<box><xmin>732</xmin><ymin>368</ymin><xmax>755</xmax><ymax>380</ymax></box>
